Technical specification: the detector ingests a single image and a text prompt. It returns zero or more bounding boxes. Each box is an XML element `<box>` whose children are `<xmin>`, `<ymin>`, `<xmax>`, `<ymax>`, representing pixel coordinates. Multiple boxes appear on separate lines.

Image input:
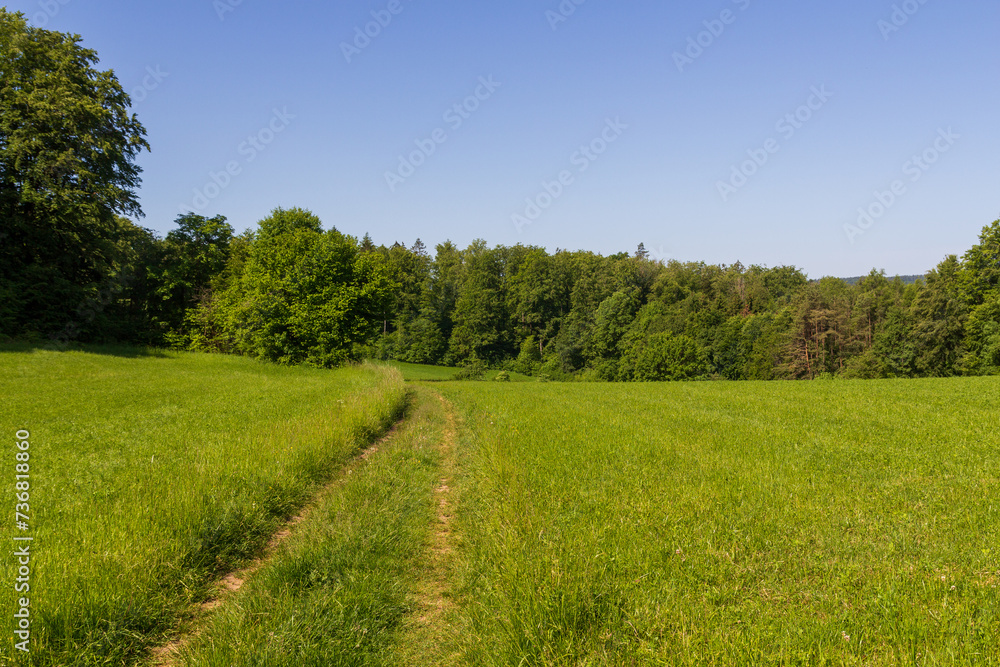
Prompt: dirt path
<box><xmin>418</xmin><ymin>393</ymin><xmax>459</xmax><ymax>624</ymax></box>
<box><xmin>148</xmin><ymin>413</ymin><xmax>407</xmax><ymax>667</ymax></box>
<box><xmin>394</xmin><ymin>389</ymin><xmax>462</xmax><ymax>665</ymax></box>
<box><xmin>150</xmin><ymin>389</ymin><xmax>463</xmax><ymax>666</ymax></box>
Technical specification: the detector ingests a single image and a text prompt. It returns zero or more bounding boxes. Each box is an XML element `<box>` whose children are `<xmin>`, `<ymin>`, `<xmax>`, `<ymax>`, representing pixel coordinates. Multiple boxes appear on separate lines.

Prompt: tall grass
<box><xmin>175</xmin><ymin>386</ymin><xmax>445</xmax><ymax>667</ymax></box>
<box><xmin>0</xmin><ymin>347</ymin><xmax>405</xmax><ymax>666</ymax></box>
<box><xmin>440</xmin><ymin>378</ymin><xmax>1000</xmax><ymax>665</ymax></box>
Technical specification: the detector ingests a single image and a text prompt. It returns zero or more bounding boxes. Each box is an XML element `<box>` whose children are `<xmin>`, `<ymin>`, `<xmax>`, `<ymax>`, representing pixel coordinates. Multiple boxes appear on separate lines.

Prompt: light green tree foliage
<box><xmin>585</xmin><ymin>288</ymin><xmax>642</xmax><ymax>362</ymax></box>
<box><xmin>206</xmin><ymin>208</ymin><xmax>395</xmax><ymax>367</ymax></box>
<box><xmin>959</xmin><ymin>221</ymin><xmax>1000</xmax><ymax>374</ymax></box>
<box><xmin>626</xmin><ymin>331</ymin><xmax>707</xmax><ymax>381</ymax></box>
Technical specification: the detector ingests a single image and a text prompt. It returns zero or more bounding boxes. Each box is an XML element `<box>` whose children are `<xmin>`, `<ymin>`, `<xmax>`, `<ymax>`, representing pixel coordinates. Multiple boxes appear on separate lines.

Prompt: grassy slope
<box><xmin>438</xmin><ymin>378</ymin><xmax>1000</xmax><ymax>665</ymax></box>
<box><xmin>380</xmin><ymin>361</ymin><xmax>534</xmax><ymax>383</ymax></box>
<box><xmin>174</xmin><ymin>386</ymin><xmax>447</xmax><ymax>667</ymax></box>
<box><xmin>385</xmin><ymin>361</ymin><xmax>460</xmax><ymax>381</ymax></box>
<box><xmin>0</xmin><ymin>347</ymin><xmax>405</xmax><ymax>666</ymax></box>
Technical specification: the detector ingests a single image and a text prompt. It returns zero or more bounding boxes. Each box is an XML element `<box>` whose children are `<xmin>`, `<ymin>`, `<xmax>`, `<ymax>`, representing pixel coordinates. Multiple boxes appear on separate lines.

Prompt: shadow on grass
<box><xmin>0</xmin><ymin>340</ymin><xmax>172</xmax><ymax>358</ymax></box>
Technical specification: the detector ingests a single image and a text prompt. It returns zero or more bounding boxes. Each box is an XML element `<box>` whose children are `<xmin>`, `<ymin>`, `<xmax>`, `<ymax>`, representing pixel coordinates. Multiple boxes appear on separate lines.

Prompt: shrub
<box><xmin>454</xmin><ymin>359</ymin><xmax>487</xmax><ymax>381</ymax></box>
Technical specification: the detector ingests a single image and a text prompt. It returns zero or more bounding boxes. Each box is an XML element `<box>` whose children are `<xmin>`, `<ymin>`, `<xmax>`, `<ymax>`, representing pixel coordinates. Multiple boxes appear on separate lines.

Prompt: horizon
<box><xmin>4</xmin><ymin>0</ymin><xmax>998</xmax><ymax>279</ymax></box>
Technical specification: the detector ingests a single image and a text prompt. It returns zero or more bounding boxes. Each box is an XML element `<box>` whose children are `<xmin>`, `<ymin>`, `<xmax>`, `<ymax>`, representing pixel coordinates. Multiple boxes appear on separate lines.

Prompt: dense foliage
<box><xmin>358</xmin><ymin>225</ymin><xmax>1000</xmax><ymax>380</ymax></box>
<box><xmin>0</xmin><ymin>9</ymin><xmax>149</xmax><ymax>337</ymax></box>
<box><xmin>4</xmin><ymin>190</ymin><xmax>998</xmax><ymax>377</ymax></box>
<box><xmin>105</xmin><ymin>207</ymin><xmax>397</xmax><ymax>368</ymax></box>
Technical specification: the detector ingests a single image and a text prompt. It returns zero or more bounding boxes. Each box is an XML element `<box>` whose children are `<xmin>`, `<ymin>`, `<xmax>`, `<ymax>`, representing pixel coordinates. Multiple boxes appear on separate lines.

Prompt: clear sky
<box><xmin>6</xmin><ymin>0</ymin><xmax>998</xmax><ymax>278</ymax></box>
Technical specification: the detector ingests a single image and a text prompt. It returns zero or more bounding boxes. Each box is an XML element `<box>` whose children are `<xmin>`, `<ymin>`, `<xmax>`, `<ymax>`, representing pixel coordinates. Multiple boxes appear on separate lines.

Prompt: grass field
<box><xmin>385</xmin><ymin>361</ymin><xmax>460</xmax><ymax>382</ymax></box>
<box><xmin>382</xmin><ymin>361</ymin><xmax>534</xmax><ymax>383</ymax></box>
<box><xmin>0</xmin><ymin>346</ymin><xmax>405</xmax><ymax>666</ymax></box>
<box><xmin>437</xmin><ymin>378</ymin><xmax>1000</xmax><ymax>665</ymax></box>
<box><xmin>4</xmin><ymin>346</ymin><xmax>1000</xmax><ymax>665</ymax></box>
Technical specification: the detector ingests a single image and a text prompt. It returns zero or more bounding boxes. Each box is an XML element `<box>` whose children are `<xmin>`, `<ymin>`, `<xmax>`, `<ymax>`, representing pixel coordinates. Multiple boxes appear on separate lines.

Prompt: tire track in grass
<box><xmin>395</xmin><ymin>390</ymin><xmax>461</xmax><ymax>665</ymax></box>
<box><xmin>148</xmin><ymin>413</ymin><xmax>407</xmax><ymax>667</ymax></box>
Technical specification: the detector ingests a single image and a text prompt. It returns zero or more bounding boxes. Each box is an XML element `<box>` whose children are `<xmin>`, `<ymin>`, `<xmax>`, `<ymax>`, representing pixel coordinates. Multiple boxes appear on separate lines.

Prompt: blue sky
<box><xmin>7</xmin><ymin>0</ymin><xmax>998</xmax><ymax>277</ymax></box>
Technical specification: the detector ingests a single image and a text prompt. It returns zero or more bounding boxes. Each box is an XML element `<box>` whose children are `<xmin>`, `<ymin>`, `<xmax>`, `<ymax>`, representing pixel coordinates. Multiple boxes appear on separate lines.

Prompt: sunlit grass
<box><xmin>0</xmin><ymin>347</ymin><xmax>405</xmax><ymax>666</ymax></box>
<box><xmin>381</xmin><ymin>360</ymin><xmax>533</xmax><ymax>383</ymax></box>
<box><xmin>383</xmin><ymin>361</ymin><xmax>460</xmax><ymax>381</ymax></box>
<box><xmin>440</xmin><ymin>378</ymin><xmax>1000</xmax><ymax>665</ymax></box>
<box><xmin>176</xmin><ymin>386</ymin><xmax>445</xmax><ymax>667</ymax></box>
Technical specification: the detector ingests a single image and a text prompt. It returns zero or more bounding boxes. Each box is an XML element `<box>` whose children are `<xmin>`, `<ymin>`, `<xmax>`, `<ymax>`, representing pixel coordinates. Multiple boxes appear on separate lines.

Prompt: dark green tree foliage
<box><xmin>959</xmin><ymin>222</ymin><xmax>1000</xmax><ymax>374</ymax></box>
<box><xmin>508</xmin><ymin>249</ymin><xmax>572</xmax><ymax>352</ymax></box>
<box><xmin>449</xmin><ymin>240</ymin><xmax>509</xmax><ymax>363</ymax></box>
<box><xmin>0</xmin><ymin>10</ymin><xmax>149</xmax><ymax>337</ymax></box>
<box><xmin>154</xmin><ymin>214</ymin><xmax>234</xmax><ymax>339</ymax></box>
<box><xmin>911</xmin><ymin>256</ymin><xmax>967</xmax><ymax>377</ymax></box>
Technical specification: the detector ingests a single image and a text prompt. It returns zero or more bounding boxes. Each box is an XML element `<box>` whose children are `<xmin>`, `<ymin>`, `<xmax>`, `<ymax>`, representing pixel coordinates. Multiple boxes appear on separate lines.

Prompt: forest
<box><xmin>5</xmin><ymin>203</ymin><xmax>999</xmax><ymax>382</ymax></box>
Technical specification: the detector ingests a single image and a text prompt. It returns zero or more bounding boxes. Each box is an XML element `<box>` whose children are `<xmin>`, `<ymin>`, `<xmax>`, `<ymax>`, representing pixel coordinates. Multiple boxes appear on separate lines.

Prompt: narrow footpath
<box><xmin>148</xmin><ymin>414</ymin><xmax>407</xmax><ymax>666</ymax></box>
<box><xmin>393</xmin><ymin>390</ymin><xmax>462</xmax><ymax>665</ymax></box>
<box><xmin>147</xmin><ymin>386</ymin><xmax>463</xmax><ymax>666</ymax></box>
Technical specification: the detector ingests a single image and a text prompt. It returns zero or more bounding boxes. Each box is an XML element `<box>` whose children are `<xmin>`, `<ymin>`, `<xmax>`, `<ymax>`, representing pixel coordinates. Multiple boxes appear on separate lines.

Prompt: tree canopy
<box><xmin>0</xmin><ymin>9</ymin><xmax>149</xmax><ymax>337</ymax></box>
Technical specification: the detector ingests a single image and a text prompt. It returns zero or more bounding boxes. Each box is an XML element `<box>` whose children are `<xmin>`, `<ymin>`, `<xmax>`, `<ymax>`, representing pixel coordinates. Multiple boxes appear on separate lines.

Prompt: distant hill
<box><xmin>839</xmin><ymin>274</ymin><xmax>924</xmax><ymax>286</ymax></box>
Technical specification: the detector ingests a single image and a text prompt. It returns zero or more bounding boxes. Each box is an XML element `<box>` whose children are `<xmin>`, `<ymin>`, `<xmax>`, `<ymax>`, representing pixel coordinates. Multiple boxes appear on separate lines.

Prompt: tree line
<box><xmin>360</xmin><ymin>226</ymin><xmax>1000</xmax><ymax>380</ymax></box>
<box><xmin>2</xmin><ymin>9</ymin><xmax>998</xmax><ymax>380</ymax></box>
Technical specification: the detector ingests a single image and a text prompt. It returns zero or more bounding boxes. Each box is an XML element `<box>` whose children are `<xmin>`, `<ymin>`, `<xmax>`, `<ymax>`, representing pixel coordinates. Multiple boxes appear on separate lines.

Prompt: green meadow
<box><xmin>172</xmin><ymin>385</ymin><xmax>449</xmax><ymax>667</ymax></box>
<box><xmin>3</xmin><ymin>347</ymin><xmax>999</xmax><ymax>665</ymax></box>
<box><xmin>437</xmin><ymin>378</ymin><xmax>1000</xmax><ymax>665</ymax></box>
<box><xmin>383</xmin><ymin>361</ymin><xmax>534</xmax><ymax>383</ymax></box>
<box><xmin>0</xmin><ymin>346</ymin><xmax>405</xmax><ymax>666</ymax></box>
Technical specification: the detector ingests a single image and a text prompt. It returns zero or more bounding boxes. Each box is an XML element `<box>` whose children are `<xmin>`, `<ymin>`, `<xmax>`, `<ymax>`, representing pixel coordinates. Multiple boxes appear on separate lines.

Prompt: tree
<box><xmin>210</xmin><ymin>209</ymin><xmax>395</xmax><ymax>367</ymax></box>
<box><xmin>786</xmin><ymin>279</ymin><xmax>853</xmax><ymax>378</ymax></box>
<box><xmin>448</xmin><ymin>240</ymin><xmax>507</xmax><ymax>363</ymax></box>
<box><xmin>153</xmin><ymin>214</ymin><xmax>234</xmax><ymax>340</ymax></box>
<box><xmin>585</xmin><ymin>289</ymin><xmax>641</xmax><ymax>361</ymax></box>
<box><xmin>959</xmin><ymin>220</ymin><xmax>1000</xmax><ymax>307</ymax></box>
<box><xmin>963</xmin><ymin>292</ymin><xmax>1000</xmax><ymax>375</ymax></box>
<box><xmin>911</xmin><ymin>256</ymin><xmax>967</xmax><ymax>376</ymax></box>
<box><xmin>0</xmin><ymin>10</ymin><xmax>149</xmax><ymax>337</ymax></box>
<box><xmin>508</xmin><ymin>248</ymin><xmax>571</xmax><ymax>354</ymax></box>
<box><xmin>626</xmin><ymin>332</ymin><xmax>706</xmax><ymax>381</ymax></box>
